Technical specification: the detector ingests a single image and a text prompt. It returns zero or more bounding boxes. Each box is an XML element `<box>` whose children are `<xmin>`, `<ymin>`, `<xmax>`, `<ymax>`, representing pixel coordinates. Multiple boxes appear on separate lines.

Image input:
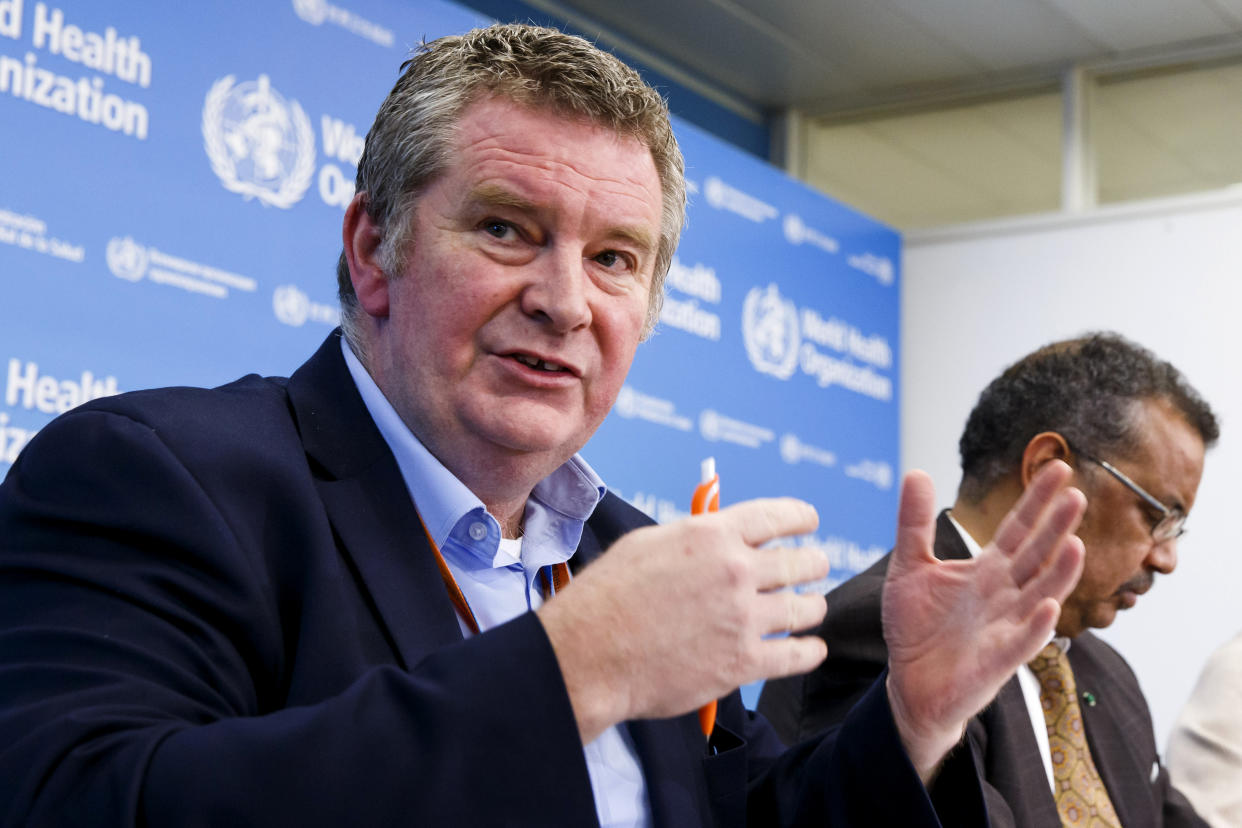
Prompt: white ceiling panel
<box><xmin>724</xmin><ymin>0</ymin><xmax>987</xmax><ymax>93</ymax></box>
<box><xmin>1204</xmin><ymin>0</ymin><xmax>1242</xmax><ymax>26</ymax></box>
<box><xmin>1039</xmin><ymin>0</ymin><xmax>1242</xmax><ymax>52</ymax></box>
<box><xmin>545</xmin><ymin>0</ymin><xmax>1242</xmax><ymax>114</ymax></box>
<box><xmin>538</xmin><ymin>0</ymin><xmax>864</xmax><ymax>102</ymax></box>
<box><xmin>884</xmin><ymin>0</ymin><xmax>1106</xmax><ymax>71</ymax></box>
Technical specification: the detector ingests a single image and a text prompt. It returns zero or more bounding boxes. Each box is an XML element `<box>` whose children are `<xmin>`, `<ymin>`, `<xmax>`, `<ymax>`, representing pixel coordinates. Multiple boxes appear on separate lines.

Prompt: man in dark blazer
<box><xmin>759</xmin><ymin>334</ymin><xmax>1217</xmax><ymax>827</ymax></box>
<box><xmin>0</xmin><ymin>24</ymin><xmax>1089</xmax><ymax>827</ymax></box>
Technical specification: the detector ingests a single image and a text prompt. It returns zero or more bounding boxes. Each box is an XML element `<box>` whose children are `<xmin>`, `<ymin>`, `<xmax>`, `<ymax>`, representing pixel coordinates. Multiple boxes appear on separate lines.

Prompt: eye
<box><xmin>481</xmin><ymin>219</ymin><xmax>513</xmax><ymax>239</ymax></box>
<box><xmin>1141</xmin><ymin>503</ymin><xmax>1170</xmax><ymax>531</ymax></box>
<box><xmin>592</xmin><ymin>249</ymin><xmax>633</xmax><ymax>271</ymax></box>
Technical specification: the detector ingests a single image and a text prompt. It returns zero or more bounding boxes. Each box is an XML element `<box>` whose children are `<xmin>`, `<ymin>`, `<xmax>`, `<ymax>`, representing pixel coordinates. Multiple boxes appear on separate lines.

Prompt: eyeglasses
<box><xmin>1072</xmin><ymin>448</ymin><xmax>1187</xmax><ymax>542</ymax></box>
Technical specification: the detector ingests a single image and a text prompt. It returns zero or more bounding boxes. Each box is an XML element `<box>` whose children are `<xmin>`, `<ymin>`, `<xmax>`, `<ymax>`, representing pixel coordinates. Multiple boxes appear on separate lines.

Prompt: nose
<box><xmin>1145</xmin><ymin>536</ymin><xmax>1178</xmax><ymax>575</ymax></box>
<box><xmin>520</xmin><ymin>248</ymin><xmax>591</xmax><ymax>333</ymax></box>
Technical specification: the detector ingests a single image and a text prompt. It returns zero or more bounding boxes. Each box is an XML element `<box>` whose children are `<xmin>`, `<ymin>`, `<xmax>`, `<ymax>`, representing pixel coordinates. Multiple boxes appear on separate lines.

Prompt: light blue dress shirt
<box><xmin>342</xmin><ymin>339</ymin><xmax>651</xmax><ymax>828</ymax></box>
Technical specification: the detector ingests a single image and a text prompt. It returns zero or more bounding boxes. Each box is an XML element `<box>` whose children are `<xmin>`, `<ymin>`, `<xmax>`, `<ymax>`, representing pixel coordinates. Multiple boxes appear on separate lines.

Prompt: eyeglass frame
<box><xmin>1066</xmin><ymin>442</ymin><xmax>1187</xmax><ymax>542</ymax></box>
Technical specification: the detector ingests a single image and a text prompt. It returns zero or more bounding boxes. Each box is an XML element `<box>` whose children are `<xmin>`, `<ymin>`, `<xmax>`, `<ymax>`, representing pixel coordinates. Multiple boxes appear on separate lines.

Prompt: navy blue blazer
<box><xmin>0</xmin><ymin>332</ymin><xmax>985</xmax><ymax>827</ymax></box>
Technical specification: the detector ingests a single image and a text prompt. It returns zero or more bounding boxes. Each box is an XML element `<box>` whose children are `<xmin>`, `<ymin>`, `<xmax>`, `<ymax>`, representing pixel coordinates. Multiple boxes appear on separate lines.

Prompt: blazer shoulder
<box><xmin>75</xmin><ymin>373</ymin><xmax>291</xmax><ymax>431</ymax></box>
<box><xmin>1068</xmin><ymin>631</ymin><xmax>1152</xmax><ymax>730</ymax></box>
<box><xmin>13</xmin><ymin>373</ymin><xmax>307</xmax><ymax>514</ymax></box>
<box><xmin>1070</xmin><ymin>631</ymin><xmax>1141</xmax><ymax>685</ymax></box>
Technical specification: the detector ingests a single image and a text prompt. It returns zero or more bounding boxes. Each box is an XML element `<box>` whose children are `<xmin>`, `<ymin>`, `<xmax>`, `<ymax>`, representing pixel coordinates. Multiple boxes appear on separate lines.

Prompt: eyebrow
<box><xmin>608</xmin><ymin>223</ymin><xmax>658</xmax><ymax>260</ymax></box>
<box><xmin>465</xmin><ymin>183</ymin><xmax>659</xmax><ymax>260</ymax></box>
<box><xmin>466</xmin><ymin>183</ymin><xmax>536</xmax><ymax>214</ymax></box>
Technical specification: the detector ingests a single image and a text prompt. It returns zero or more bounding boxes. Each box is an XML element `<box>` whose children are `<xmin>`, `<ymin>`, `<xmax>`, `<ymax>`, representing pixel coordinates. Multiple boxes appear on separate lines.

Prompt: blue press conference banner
<box><xmin>0</xmin><ymin>0</ymin><xmax>900</xmax><ymax>599</ymax></box>
<box><xmin>591</xmin><ymin>119</ymin><xmax>902</xmax><ymax>595</ymax></box>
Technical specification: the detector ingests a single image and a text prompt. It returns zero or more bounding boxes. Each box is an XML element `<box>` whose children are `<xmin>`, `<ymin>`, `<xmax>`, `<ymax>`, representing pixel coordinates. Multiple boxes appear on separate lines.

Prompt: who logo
<box><xmin>273</xmin><ymin>284</ymin><xmax>339</xmax><ymax>328</ymax></box>
<box><xmin>741</xmin><ymin>282</ymin><xmax>800</xmax><ymax>380</ymax></box>
<box><xmin>106</xmin><ymin>236</ymin><xmax>148</xmax><ymax>282</ymax></box>
<box><xmin>202</xmin><ymin>75</ymin><xmax>315</xmax><ymax>209</ymax></box>
<box><xmin>273</xmin><ymin>284</ymin><xmax>311</xmax><ymax>326</ymax></box>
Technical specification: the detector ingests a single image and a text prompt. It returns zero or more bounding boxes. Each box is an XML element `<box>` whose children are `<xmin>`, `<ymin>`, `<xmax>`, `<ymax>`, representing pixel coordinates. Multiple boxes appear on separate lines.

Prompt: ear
<box><xmin>1019</xmin><ymin>431</ymin><xmax>1073</xmax><ymax>489</ymax></box>
<box><xmin>342</xmin><ymin>193</ymin><xmax>390</xmax><ymax>318</ymax></box>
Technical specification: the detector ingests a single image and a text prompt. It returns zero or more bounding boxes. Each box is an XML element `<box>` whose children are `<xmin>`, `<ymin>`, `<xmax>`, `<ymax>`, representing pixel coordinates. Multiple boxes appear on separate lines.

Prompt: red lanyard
<box><xmin>419</xmin><ymin>515</ymin><xmax>569</xmax><ymax>636</ymax></box>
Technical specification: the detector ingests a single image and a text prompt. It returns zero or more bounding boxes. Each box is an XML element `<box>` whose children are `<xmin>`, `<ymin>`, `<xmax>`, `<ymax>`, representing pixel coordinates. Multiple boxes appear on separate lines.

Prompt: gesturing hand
<box><xmin>881</xmin><ymin>461</ymin><xmax>1086</xmax><ymax>782</ymax></box>
<box><xmin>539</xmin><ymin>498</ymin><xmax>831</xmax><ymax>744</ymax></box>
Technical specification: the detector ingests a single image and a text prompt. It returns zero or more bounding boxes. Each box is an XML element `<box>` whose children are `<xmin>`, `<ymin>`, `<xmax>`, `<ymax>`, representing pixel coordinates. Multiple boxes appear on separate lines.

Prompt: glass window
<box><xmin>803</xmin><ymin>92</ymin><xmax>1062</xmax><ymax>230</ymax></box>
<box><xmin>1094</xmin><ymin>60</ymin><xmax>1242</xmax><ymax>204</ymax></box>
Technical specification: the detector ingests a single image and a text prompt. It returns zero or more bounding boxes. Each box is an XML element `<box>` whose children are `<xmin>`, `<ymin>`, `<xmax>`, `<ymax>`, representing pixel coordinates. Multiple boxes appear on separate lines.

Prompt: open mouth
<box><xmin>511</xmin><ymin>353</ymin><xmax>572</xmax><ymax>374</ymax></box>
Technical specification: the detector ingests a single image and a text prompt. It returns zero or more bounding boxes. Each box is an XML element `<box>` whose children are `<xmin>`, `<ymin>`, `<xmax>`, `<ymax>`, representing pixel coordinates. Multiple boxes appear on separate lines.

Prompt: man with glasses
<box><xmin>759</xmin><ymin>332</ymin><xmax>1217</xmax><ymax>827</ymax></box>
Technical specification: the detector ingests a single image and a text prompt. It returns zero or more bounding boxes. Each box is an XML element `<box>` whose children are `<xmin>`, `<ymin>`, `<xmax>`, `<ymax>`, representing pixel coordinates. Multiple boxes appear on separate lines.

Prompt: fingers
<box><xmin>712</xmin><ymin>498</ymin><xmax>827</xmax><ymax>592</ymax></box>
<box><xmin>1021</xmin><ymin>598</ymin><xmax>1063</xmax><ymax>657</ymax></box>
<box><xmin>983</xmin><ymin>460</ymin><xmax>1084</xmax><ymax>627</ymax></box>
<box><xmin>982</xmin><ymin>594</ymin><xmax>1068</xmax><ymax>682</ymax></box>
<box><xmin>891</xmin><ymin>470</ymin><xmax>938</xmax><ymax>570</ymax></box>
<box><xmin>754</xmin><ymin>589</ymin><xmax>828</xmax><ymax>636</ymax></box>
<box><xmin>1009</xmin><ymin>533</ymin><xmax>1085</xmax><ymax>621</ymax></box>
<box><xmin>1007</xmin><ymin>486</ymin><xmax>1086</xmax><ymax>587</ymax></box>
<box><xmin>1039</xmin><ymin>533</ymin><xmax>1086</xmax><ymax>603</ymax></box>
<box><xmin>753</xmin><ymin>545</ymin><xmax>830</xmax><ymax>592</ymax></box>
<box><xmin>991</xmin><ymin>460</ymin><xmax>1074</xmax><ymax>559</ymax></box>
<box><xmin>721</xmin><ymin>497</ymin><xmax>819</xmax><ymax>546</ymax></box>
<box><xmin>754</xmin><ymin>634</ymin><xmax>829</xmax><ymax>680</ymax></box>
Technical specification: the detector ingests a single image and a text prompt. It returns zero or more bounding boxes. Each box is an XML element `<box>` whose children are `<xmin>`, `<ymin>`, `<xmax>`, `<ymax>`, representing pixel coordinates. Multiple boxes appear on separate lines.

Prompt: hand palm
<box><xmin>881</xmin><ymin>463</ymin><xmax>1085</xmax><ymax>778</ymax></box>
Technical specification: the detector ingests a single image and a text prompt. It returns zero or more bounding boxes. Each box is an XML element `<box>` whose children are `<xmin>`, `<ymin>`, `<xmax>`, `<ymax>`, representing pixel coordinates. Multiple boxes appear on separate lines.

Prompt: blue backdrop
<box><xmin>0</xmin><ymin>0</ymin><xmax>901</xmax><ymax>703</ymax></box>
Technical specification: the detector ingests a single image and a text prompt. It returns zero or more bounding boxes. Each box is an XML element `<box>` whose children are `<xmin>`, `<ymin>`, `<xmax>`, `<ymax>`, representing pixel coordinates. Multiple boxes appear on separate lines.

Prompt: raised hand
<box><xmin>539</xmin><ymin>498</ymin><xmax>830</xmax><ymax>743</ymax></box>
<box><xmin>881</xmin><ymin>461</ymin><xmax>1086</xmax><ymax>781</ymax></box>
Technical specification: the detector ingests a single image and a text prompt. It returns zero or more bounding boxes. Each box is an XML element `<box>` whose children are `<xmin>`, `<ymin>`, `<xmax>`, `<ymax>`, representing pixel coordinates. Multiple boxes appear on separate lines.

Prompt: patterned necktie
<box><xmin>1029</xmin><ymin>643</ymin><xmax>1122</xmax><ymax>827</ymax></box>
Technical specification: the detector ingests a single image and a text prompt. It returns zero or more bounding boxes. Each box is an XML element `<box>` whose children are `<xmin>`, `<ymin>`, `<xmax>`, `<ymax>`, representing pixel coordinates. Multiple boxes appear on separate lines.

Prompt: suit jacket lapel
<box><xmin>288</xmin><ymin>333</ymin><xmax>463</xmax><ymax>669</ymax></box>
<box><xmin>978</xmin><ymin>672</ymin><xmax>1063</xmax><ymax>825</ymax></box>
<box><xmin>933</xmin><ymin>510</ymin><xmax>968</xmax><ymax>561</ymax></box>
<box><xmin>627</xmin><ymin>716</ymin><xmax>710</xmax><ymax>828</ymax></box>
<box><xmin>1071</xmin><ymin>639</ymin><xmax>1154</xmax><ymax>828</ymax></box>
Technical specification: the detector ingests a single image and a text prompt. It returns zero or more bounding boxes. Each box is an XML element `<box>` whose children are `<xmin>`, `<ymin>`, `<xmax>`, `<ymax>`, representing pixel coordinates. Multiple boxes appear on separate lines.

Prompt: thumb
<box><xmin>890</xmin><ymin>470</ymin><xmax>938</xmax><ymax>574</ymax></box>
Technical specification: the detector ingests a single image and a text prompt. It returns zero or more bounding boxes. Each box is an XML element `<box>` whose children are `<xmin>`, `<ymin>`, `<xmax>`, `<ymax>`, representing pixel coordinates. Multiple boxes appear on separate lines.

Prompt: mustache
<box><xmin>1116</xmin><ymin>571</ymin><xmax>1154</xmax><ymax>595</ymax></box>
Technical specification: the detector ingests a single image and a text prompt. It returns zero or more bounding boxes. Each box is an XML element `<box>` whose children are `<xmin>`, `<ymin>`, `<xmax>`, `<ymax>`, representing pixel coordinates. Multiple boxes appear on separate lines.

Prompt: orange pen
<box><xmin>691</xmin><ymin>457</ymin><xmax>720</xmax><ymax>739</ymax></box>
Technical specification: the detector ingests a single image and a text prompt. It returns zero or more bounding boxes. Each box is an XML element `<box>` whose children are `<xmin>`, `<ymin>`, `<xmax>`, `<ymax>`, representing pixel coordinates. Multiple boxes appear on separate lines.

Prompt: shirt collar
<box><xmin>340</xmin><ymin>338</ymin><xmax>607</xmax><ymax>559</ymax></box>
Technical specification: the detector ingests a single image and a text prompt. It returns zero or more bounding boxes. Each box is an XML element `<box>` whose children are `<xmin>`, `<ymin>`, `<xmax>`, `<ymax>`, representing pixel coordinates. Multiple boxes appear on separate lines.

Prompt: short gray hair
<box><xmin>336</xmin><ymin>23</ymin><xmax>686</xmax><ymax>353</ymax></box>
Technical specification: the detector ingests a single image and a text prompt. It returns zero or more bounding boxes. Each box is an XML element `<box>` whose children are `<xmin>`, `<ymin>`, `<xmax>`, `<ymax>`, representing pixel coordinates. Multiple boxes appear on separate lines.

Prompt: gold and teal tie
<box><xmin>1029</xmin><ymin>644</ymin><xmax>1122</xmax><ymax>828</ymax></box>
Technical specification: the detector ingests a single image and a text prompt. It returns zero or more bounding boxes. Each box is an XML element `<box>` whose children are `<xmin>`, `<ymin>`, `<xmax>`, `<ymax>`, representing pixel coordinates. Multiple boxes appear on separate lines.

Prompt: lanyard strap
<box><xmin>418</xmin><ymin>515</ymin><xmax>569</xmax><ymax>636</ymax></box>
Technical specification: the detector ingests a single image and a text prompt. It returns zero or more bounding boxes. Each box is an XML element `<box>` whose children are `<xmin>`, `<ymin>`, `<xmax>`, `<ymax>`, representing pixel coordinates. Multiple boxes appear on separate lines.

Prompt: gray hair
<box><xmin>336</xmin><ymin>23</ymin><xmax>686</xmax><ymax>354</ymax></box>
<box><xmin>958</xmin><ymin>332</ymin><xmax>1219</xmax><ymax>502</ymax></box>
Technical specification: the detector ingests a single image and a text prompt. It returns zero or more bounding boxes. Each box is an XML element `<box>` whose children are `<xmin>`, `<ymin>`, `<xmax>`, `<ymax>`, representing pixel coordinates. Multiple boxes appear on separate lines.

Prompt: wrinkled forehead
<box><xmin>451</xmin><ymin>96</ymin><xmax>661</xmax><ymax>206</ymax></box>
<box><xmin>452</xmin><ymin>90</ymin><xmax>652</xmax><ymax>156</ymax></box>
